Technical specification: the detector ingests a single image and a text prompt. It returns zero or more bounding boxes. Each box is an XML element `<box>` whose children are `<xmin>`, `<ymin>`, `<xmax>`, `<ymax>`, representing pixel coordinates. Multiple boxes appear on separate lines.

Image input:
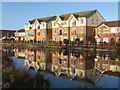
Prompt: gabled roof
<box><xmin>59</xmin><ymin>10</ymin><xmax>96</xmax><ymax>20</ymax></box>
<box><xmin>97</xmin><ymin>20</ymin><xmax>120</xmax><ymax>27</ymax></box>
<box><xmin>18</xmin><ymin>29</ymin><xmax>25</xmax><ymax>32</ymax></box>
<box><xmin>29</xmin><ymin>21</ymin><xmax>35</xmax><ymax>24</ymax></box>
<box><xmin>31</xmin><ymin>16</ymin><xmax>56</xmax><ymax>23</ymax></box>
<box><xmin>0</xmin><ymin>30</ymin><xmax>16</xmax><ymax>32</ymax></box>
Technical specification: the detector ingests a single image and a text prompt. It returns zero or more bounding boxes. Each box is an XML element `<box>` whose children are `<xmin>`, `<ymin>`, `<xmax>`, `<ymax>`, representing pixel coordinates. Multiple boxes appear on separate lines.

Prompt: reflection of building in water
<box><xmin>94</xmin><ymin>53</ymin><xmax>120</xmax><ymax>73</ymax></box>
<box><xmin>2</xmin><ymin>47</ymin><xmax>14</xmax><ymax>56</ymax></box>
<box><xmin>11</xmin><ymin>47</ymin><xmax>120</xmax><ymax>85</ymax></box>
<box><xmin>24</xmin><ymin>48</ymin><xmax>52</xmax><ymax>71</ymax></box>
<box><xmin>51</xmin><ymin>50</ymin><xmax>103</xmax><ymax>84</ymax></box>
<box><xmin>14</xmin><ymin>48</ymin><xmax>25</xmax><ymax>58</ymax></box>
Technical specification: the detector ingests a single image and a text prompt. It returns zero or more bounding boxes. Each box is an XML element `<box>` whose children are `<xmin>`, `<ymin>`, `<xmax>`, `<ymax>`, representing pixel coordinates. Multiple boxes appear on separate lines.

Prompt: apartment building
<box><xmin>25</xmin><ymin>16</ymin><xmax>56</xmax><ymax>43</ymax></box>
<box><xmin>14</xmin><ymin>29</ymin><xmax>25</xmax><ymax>42</ymax></box>
<box><xmin>52</xmin><ymin>10</ymin><xmax>104</xmax><ymax>44</ymax></box>
<box><xmin>0</xmin><ymin>30</ymin><xmax>16</xmax><ymax>39</ymax></box>
<box><xmin>95</xmin><ymin>20</ymin><xmax>120</xmax><ymax>45</ymax></box>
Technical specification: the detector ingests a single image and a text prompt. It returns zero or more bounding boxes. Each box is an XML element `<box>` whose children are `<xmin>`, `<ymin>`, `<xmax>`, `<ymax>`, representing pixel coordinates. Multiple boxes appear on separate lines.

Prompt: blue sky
<box><xmin>2</xmin><ymin>2</ymin><xmax>118</xmax><ymax>30</ymax></box>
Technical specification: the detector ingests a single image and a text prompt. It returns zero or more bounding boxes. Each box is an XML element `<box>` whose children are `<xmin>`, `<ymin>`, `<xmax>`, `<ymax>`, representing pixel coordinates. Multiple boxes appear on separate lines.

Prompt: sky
<box><xmin>2</xmin><ymin>2</ymin><xmax>118</xmax><ymax>30</ymax></box>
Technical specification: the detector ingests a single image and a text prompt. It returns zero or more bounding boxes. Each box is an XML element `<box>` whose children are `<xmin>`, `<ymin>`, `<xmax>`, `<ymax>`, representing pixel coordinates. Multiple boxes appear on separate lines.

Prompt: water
<box><xmin>3</xmin><ymin>47</ymin><xmax>120</xmax><ymax>88</ymax></box>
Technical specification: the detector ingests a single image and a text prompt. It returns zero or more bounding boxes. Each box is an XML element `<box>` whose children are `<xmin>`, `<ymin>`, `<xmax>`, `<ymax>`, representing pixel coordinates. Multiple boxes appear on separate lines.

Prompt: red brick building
<box><xmin>14</xmin><ymin>29</ymin><xmax>25</xmax><ymax>42</ymax></box>
<box><xmin>95</xmin><ymin>21</ymin><xmax>120</xmax><ymax>45</ymax></box>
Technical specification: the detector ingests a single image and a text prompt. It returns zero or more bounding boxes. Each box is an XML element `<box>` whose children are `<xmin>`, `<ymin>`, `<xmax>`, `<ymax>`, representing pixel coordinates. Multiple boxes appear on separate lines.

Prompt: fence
<box><xmin>2</xmin><ymin>40</ymin><xmax>120</xmax><ymax>49</ymax></box>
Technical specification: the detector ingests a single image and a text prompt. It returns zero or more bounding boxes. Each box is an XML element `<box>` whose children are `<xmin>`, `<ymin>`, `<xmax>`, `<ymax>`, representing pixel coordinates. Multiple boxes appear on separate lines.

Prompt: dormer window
<box><xmin>54</xmin><ymin>22</ymin><xmax>56</xmax><ymax>26</ymax></box>
<box><xmin>43</xmin><ymin>23</ymin><xmax>44</xmax><ymax>27</ymax></box>
<box><xmin>38</xmin><ymin>26</ymin><xmax>40</xmax><ymax>29</ymax></box>
<box><xmin>80</xmin><ymin>19</ymin><xmax>83</xmax><ymax>24</ymax></box>
<box><xmin>72</xmin><ymin>20</ymin><xmax>76</xmax><ymax>26</ymax></box>
<box><xmin>29</xmin><ymin>27</ymin><xmax>32</xmax><ymax>29</ymax></box>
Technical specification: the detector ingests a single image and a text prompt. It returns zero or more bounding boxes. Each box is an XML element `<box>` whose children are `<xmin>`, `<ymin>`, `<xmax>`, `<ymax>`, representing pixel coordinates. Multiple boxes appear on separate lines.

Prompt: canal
<box><xmin>2</xmin><ymin>47</ymin><xmax>120</xmax><ymax>88</ymax></box>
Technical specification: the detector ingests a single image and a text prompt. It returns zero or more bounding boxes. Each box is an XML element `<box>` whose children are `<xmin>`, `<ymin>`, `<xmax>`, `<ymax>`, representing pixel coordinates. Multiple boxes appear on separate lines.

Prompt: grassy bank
<box><xmin>2</xmin><ymin>51</ymin><xmax>51</xmax><ymax>88</ymax></box>
<box><xmin>2</xmin><ymin>43</ymin><xmax>120</xmax><ymax>53</ymax></box>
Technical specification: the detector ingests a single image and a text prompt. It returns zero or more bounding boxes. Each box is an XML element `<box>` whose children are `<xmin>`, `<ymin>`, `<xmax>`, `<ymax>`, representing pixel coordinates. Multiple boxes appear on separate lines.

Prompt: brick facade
<box><xmin>95</xmin><ymin>21</ymin><xmax>120</xmax><ymax>45</ymax></box>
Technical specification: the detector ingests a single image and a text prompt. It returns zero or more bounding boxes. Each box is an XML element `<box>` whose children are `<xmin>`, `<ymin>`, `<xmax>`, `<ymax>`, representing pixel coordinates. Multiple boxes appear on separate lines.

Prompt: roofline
<box><xmin>102</xmin><ymin>20</ymin><xmax>120</xmax><ymax>23</ymax></box>
<box><xmin>59</xmin><ymin>9</ymin><xmax>96</xmax><ymax>16</ymax></box>
<box><xmin>95</xmin><ymin>10</ymin><xmax>105</xmax><ymax>21</ymax></box>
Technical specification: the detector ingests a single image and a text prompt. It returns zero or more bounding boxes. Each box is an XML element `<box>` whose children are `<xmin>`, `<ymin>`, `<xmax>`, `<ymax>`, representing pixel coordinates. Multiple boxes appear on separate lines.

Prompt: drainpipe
<box><xmin>85</xmin><ymin>18</ymin><xmax>87</xmax><ymax>45</ymax></box>
<box><xmin>109</xmin><ymin>27</ymin><xmax>110</xmax><ymax>45</ymax></box>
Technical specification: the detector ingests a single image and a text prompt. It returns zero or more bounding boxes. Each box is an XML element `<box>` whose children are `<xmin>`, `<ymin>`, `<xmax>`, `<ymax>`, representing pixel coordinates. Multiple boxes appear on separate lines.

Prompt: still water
<box><xmin>3</xmin><ymin>47</ymin><xmax>120</xmax><ymax>88</ymax></box>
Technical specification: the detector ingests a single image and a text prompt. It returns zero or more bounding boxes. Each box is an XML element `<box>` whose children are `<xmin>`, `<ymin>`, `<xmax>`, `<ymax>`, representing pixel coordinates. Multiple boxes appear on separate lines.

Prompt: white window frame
<box><xmin>103</xmin><ymin>29</ymin><xmax>109</xmax><ymax>33</ymax></box>
<box><xmin>98</xmin><ymin>29</ymin><xmax>101</xmax><ymax>33</ymax></box>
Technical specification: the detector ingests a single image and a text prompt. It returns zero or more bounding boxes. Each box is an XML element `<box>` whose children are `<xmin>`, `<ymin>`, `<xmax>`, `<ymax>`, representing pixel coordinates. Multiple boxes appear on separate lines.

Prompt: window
<box><xmin>103</xmin><ymin>29</ymin><xmax>109</xmax><ymax>33</ymax></box>
<box><xmin>111</xmin><ymin>28</ymin><xmax>117</xmax><ymax>33</ymax></box>
<box><xmin>58</xmin><ymin>37</ymin><xmax>60</xmax><ymax>41</ymax></box>
<box><xmin>53</xmin><ymin>37</ymin><xmax>56</xmax><ymax>41</ymax></box>
<box><xmin>98</xmin><ymin>29</ymin><xmax>101</xmax><ymax>33</ymax></box>
<box><xmin>26</xmin><ymin>31</ymin><xmax>28</xmax><ymax>35</ymax></box>
<box><xmin>71</xmin><ymin>68</ymin><xmax>75</xmax><ymax>74</ymax></box>
<box><xmin>72</xmin><ymin>20</ymin><xmax>76</xmax><ymax>26</ymax></box>
<box><xmin>72</xmin><ymin>28</ymin><xmax>76</xmax><ymax>35</ymax></box>
<box><xmin>54</xmin><ymin>22</ymin><xmax>56</xmax><ymax>26</ymax></box>
<box><xmin>54</xmin><ymin>29</ymin><xmax>56</xmax><ymax>33</ymax></box>
<box><xmin>38</xmin><ymin>31</ymin><xmax>40</xmax><ymax>36</ymax></box>
<box><xmin>97</xmin><ymin>19</ymin><xmax>99</xmax><ymax>24</ymax></box>
<box><xmin>80</xmin><ymin>63</ymin><xmax>83</xmax><ymax>68</ymax></box>
<box><xmin>117</xmin><ymin>27</ymin><xmax>120</xmax><ymax>32</ymax></box>
<box><xmin>59</xmin><ymin>30</ymin><xmax>62</xmax><ymax>35</ymax></box>
<box><xmin>42</xmin><ymin>57</ymin><xmax>44</xmax><ymax>62</ymax></box>
<box><xmin>32</xmin><ymin>31</ymin><xmax>34</xmax><ymax>34</ymax></box>
<box><xmin>64</xmin><ymin>29</ymin><xmax>67</xmax><ymax>33</ymax></box>
<box><xmin>102</xmin><ymin>64</ymin><xmax>108</xmax><ymax>69</ymax></box>
<box><xmin>64</xmin><ymin>61</ymin><xmax>66</xmax><ymax>66</ymax></box>
<box><xmin>71</xmin><ymin>37</ymin><xmax>74</xmax><ymax>41</ymax></box>
<box><xmin>30</xmin><ymin>27</ymin><xmax>32</xmax><ymax>29</ymax></box>
<box><xmin>38</xmin><ymin>26</ymin><xmax>40</xmax><ymax>29</ymax></box>
<box><xmin>97</xmin><ymin>64</ymin><xmax>100</xmax><ymax>68</ymax></box>
<box><xmin>80</xmin><ymin>37</ymin><xmax>83</xmax><ymax>41</ymax></box>
<box><xmin>114</xmin><ymin>66</ymin><xmax>118</xmax><ymax>70</ymax></box>
<box><xmin>116</xmin><ymin>37</ymin><xmax>120</xmax><ymax>43</ymax></box>
<box><xmin>37</xmin><ymin>55</ymin><xmax>40</xmax><ymax>60</ymax></box>
<box><xmin>80</xmin><ymin>28</ymin><xmax>84</xmax><ymax>33</ymax></box>
<box><xmin>25</xmin><ymin>55</ymin><xmax>28</xmax><ymax>59</ymax></box>
<box><xmin>42</xmin><ymin>38</ymin><xmax>44</xmax><ymax>41</ymax></box>
<box><xmin>38</xmin><ymin>38</ymin><xmax>41</xmax><ymax>41</ymax></box>
<box><xmin>103</xmin><ymin>38</ymin><xmax>109</xmax><ymax>43</ymax></box>
<box><xmin>80</xmin><ymin>19</ymin><xmax>83</xmax><ymax>24</ymax></box>
<box><xmin>43</xmin><ymin>23</ymin><xmax>44</xmax><ymax>27</ymax></box>
<box><xmin>79</xmin><ymin>54</ymin><xmax>83</xmax><ymax>59</ymax></box>
<box><xmin>53</xmin><ymin>59</ymin><xmax>56</xmax><ymax>63</ymax></box>
<box><xmin>92</xmin><ymin>19</ymin><xmax>94</xmax><ymax>24</ymax></box>
<box><xmin>43</xmin><ymin>30</ymin><xmax>44</xmax><ymax>34</ymax></box>
<box><xmin>71</xmin><ymin>60</ymin><xmax>75</xmax><ymax>66</ymax></box>
<box><xmin>59</xmin><ymin>59</ymin><xmax>62</xmax><ymax>64</ymax></box>
<box><xmin>64</xmin><ymin>21</ymin><xmax>67</xmax><ymax>25</ymax></box>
